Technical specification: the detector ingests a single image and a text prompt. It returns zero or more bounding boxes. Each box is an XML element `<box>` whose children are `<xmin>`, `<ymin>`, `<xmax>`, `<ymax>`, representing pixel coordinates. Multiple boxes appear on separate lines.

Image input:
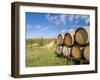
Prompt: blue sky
<box><xmin>26</xmin><ymin>12</ymin><xmax>90</xmax><ymax>39</ymax></box>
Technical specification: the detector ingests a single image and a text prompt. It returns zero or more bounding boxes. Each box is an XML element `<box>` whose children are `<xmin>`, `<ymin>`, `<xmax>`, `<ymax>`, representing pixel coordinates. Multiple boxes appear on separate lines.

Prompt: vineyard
<box><xmin>26</xmin><ymin>38</ymin><xmax>56</xmax><ymax>47</ymax></box>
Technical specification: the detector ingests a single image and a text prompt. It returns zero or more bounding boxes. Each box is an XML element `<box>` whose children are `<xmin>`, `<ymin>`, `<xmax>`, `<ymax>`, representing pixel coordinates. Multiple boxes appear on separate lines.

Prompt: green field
<box><xmin>25</xmin><ymin>38</ymin><xmax>77</xmax><ymax>67</ymax></box>
<box><xmin>25</xmin><ymin>38</ymin><xmax>69</xmax><ymax>67</ymax></box>
<box><xmin>26</xmin><ymin>47</ymin><xmax>68</xmax><ymax>67</ymax></box>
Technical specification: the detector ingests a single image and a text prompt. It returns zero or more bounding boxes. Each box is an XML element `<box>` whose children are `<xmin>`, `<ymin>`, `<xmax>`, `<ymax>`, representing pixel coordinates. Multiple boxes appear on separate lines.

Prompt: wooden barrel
<box><xmin>62</xmin><ymin>46</ymin><xmax>70</xmax><ymax>58</ymax></box>
<box><xmin>56</xmin><ymin>45</ymin><xmax>63</xmax><ymax>57</ymax></box>
<box><xmin>74</xmin><ymin>28</ymin><xmax>88</xmax><ymax>46</ymax></box>
<box><xmin>82</xmin><ymin>45</ymin><xmax>90</xmax><ymax>64</ymax></box>
<box><xmin>70</xmin><ymin>45</ymin><xmax>81</xmax><ymax>61</ymax></box>
<box><xmin>57</xmin><ymin>34</ymin><xmax>63</xmax><ymax>45</ymax></box>
<box><xmin>64</xmin><ymin>33</ymin><xmax>74</xmax><ymax>47</ymax></box>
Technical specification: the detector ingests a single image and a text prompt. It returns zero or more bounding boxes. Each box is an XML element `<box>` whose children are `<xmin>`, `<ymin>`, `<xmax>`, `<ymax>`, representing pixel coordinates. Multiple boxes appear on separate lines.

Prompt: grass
<box><xmin>26</xmin><ymin>46</ymin><xmax>68</xmax><ymax>67</ymax></box>
<box><xmin>25</xmin><ymin>39</ymin><xmax>82</xmax><ymax>67</ymax></box>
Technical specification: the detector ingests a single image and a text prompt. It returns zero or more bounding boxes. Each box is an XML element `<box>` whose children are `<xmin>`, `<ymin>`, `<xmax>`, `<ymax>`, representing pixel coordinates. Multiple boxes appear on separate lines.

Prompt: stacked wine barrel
<box><xmin>56</xmin><ymin>34</ymin><xmax>63</xmax><ymax>57</ymax></box>
<box><xmin>55</xmin><ymin>28</ymin><xmax>90</xmax><ymax>64</ymax></box>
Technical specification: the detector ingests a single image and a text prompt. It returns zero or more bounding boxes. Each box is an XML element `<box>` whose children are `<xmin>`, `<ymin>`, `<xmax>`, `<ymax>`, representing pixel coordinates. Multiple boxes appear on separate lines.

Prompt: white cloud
<box><xmin>75</xmin><ymin>20</ymin><xmax>79</xmax><ymax>24</ymax></box>
<box><xmin>35</xmin><ymin>25</ymin><xmax>49</xmax><ymax>31</ymax></box>
<box><xmin>61</xmin><ymin>29</ymin><xmax>66</xmax><ymax>33</ymax></box>
<box><xmin>26</xmin><ymin>24</ymin><xmax>33</xmax><ymax>30</ymax></box>
<box><xmin>60</xmin><ymin>15</ymin><xmax>66</xmax><ymax>25</ymax></box>
<box><xmin>85</xmin><ymin>18</ymin><xmax>89</xmax><ymax>24</ymax></box>
<box><xmin>41</xmin><ymin>27</ymin><xmax>49</xmax><ymax>31</ymax></box>
<box><xmin>53</xmin><ymin>16</ymin><xmax>60</xmax><ymax>25</ymax></box>
<box><xmin>69</xmin><ymin>15</ymin><xmax>74</xmax><ymax>22</ymax></box>
<box><xmin>68</xmin><ymin>28</ymin><xmax>74</xmax><ymax>32</ymax></box>
<box><xmin>46</xmin><ymin>14</ymin><xmax>60</xmax><ymax>25</ymax></box>
<box><xmin>36</xmin><ymin>25</ymin><xmax>41</xmax><ymax>29</ymax></box>
<box><xmin>85</xmin><ymin>16</ymin><xmax>89</xmax><ymax>25</ymax></box>
<box><xmin>46</xmin><ymin>14</ymin><xmax>66</xmax><ymax>26</ymax></box>
<box><xmin>81</xmin><ymin>15</ymin><xmax>88</xmax><ymax>19</ymax></box>
<box><xmin>74</xmin><ymin>15</ymin><xmax>80</xmax><ymax>24</ymax></box>
<box><xmin>75</xmin><ymin>15</ymin><xmax>80</xmax><ymax>19</ymax></box>
<box><xmin>46</xmin><ymin>14</ymin><xmax>89</xmax><ymax>26</ymax></box>
<box><xmin>46</xmin><ymin>14</ymin><xmax>53</xmax><ymax>23</ymax></box>
<box><xmin>81</xmin><ymin>15</ymin><xmax>90</xmax><ymax>24</ymax></box>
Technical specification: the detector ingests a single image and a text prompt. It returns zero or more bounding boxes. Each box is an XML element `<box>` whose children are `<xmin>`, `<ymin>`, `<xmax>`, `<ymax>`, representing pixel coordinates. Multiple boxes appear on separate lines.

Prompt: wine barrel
<box><xmin>70</xmin><ymin>45</ymin><xmax>81</xmax><ymax>61</ymax></box>
<box><xmin>84</xmin><ymin>27</ymin><xmax>90</xmax><ymax>44</ymax></box>
<box><xmin>57</xmin><ymin>34</ymin><xmax>63</xmax><ymax>45</ymax></box>
<box><xmin>82</xmin><ymin>45</ymin><xmax>90</xmax><ymax>64</ymax></box>
<box><xmin>74</xmin><ymin>28</ymin><xmax>88</xmax><ymax>46</ymax></box>
<box><xmin>64</xmin><ymin>33</ymin><xmax>74</xmax><ymax>47</ymax></box>
<box><xmin>62</xmin><ymin>46</ymin><xmax>70</xmax><ymax>58</ymax></box>
<box><xmin>56</xmin><ymin>45</ymin><xmax>63</xmax><ymax>57</ymax></box>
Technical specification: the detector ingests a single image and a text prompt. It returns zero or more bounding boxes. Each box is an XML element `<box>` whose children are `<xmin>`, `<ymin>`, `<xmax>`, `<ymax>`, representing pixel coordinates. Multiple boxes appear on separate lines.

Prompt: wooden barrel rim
<box><xmin>82</xmin><ymin>44</ymin><xmax>89</xmax><ymax>62</ymax></box>
<box><xmin>70</xmin><ymin>45</ymin><xmax>82</xmax><ymax>60</ymax></box>
<box><xmin>57</xmin><ymin>34</ymin><xmax>63</xmax><ymax>45</ymax></box>
<box><xmin>62</xmin><ymin>46</ymin><xmax>70</xmax><ymax>58</ymax></box>
<box><xmin>64</xmin><ymin>33</ymin><xmax>74</xmax><ymax>47</ymax></box>
<box><xmin>56</xmin><ymin>45</ymin><xmax>63</xmax><ymax>56</ymax></box>
<box><xmin>74</xmin><ymin>28</ymin><xmax>88</xmax><ymax>46</ymax></box>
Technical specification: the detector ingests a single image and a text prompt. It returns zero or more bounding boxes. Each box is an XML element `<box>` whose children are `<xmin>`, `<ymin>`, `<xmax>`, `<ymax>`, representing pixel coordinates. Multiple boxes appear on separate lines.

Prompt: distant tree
<box><xmin>39</xmin><ymin>37</ymin><xmax>44</xmax><ymax>46</ymax></box>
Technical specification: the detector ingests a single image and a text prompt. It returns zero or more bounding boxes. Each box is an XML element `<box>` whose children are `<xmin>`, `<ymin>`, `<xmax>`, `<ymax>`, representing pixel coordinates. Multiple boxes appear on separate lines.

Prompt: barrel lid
<box><xmin>64</xmin><ymin>33</ymin><xmax>74</xmax><ymax>47</ymax></box>
<box><xmin>74</xmin><ymin>28</ymin><xmax>88</xmax><ymax>46</ymax></box>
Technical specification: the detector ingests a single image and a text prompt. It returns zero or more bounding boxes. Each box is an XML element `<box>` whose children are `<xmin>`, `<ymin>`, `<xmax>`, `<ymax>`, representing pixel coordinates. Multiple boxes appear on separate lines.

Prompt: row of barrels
<box><xmin>56</xmin><ymin>28</ymin><xmax>90</xmax><ymax>64</ymax></box>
